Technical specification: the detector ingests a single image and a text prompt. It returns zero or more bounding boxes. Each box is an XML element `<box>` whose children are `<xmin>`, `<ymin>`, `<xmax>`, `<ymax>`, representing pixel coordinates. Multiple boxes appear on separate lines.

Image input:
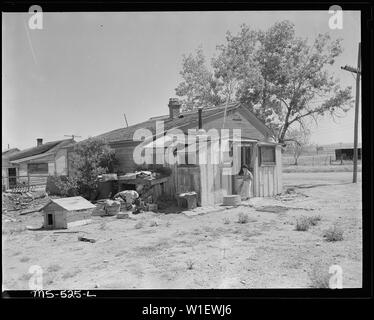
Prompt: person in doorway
<box><xmin>238</xmin><ymin>164</ymin><xmax>253</xmax><ymax>200</ymax></box>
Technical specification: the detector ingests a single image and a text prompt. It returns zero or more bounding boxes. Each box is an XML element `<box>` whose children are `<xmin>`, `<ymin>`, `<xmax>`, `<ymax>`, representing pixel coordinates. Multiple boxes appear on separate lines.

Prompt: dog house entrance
<box><xmin>47</xmin><ymin>213</ymin><xmax>53</xmax><ymax>226</ymax></box>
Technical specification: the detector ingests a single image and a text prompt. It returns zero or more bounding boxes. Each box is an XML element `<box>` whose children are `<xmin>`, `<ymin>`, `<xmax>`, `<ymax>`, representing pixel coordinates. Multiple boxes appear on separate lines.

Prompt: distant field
<box><xmin>282</xmin><ymin>153</ymin><xmax>362</xmax><ymax>173</ymax></box>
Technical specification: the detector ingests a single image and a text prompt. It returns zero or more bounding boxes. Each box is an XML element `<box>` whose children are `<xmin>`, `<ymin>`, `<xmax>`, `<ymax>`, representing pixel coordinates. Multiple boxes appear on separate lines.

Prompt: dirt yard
<box><xmin>2</xmin><ymin>172</ymin><xmax>362</xmax><ymax>289</ymax></box>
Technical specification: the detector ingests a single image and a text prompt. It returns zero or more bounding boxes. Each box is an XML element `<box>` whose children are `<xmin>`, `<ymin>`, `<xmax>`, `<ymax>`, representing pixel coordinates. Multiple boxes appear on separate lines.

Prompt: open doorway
<box><xmin>47</xmin><ymin>213</ymin><xmax>54</xmax><ymax>226</ymax></box>
<box><xmin>240</xmin><ymin>145</ymin><xmax>254</xmax><ymax>197</ymax></box>
<box><xmin>8</xmin><ymin>168</ymin><xmax>17</xmax><ymax>189</ymax></box>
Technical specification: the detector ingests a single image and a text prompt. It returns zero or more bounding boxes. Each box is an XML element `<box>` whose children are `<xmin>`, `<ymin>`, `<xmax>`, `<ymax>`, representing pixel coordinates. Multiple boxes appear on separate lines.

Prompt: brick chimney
<box><xmin>37</xmin><ymin>138</ymin><xmax>43</xmax><ymax>146</ymax></box>
<box><xmin>168</xmin><ymin>98</ymin><xmax>181</xmax><ymax>119</ymax></box>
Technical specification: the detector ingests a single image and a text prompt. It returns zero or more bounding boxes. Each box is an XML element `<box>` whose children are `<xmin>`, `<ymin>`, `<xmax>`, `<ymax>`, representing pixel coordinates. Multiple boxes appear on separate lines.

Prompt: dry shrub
<box><xmin>309</xmin><ymin>263</ymin><xmax>331</xmax><ymax>288</ymax></box>
<box><xmin>295</xmin><ymin>216</ymin><xmax>311</xmax><ymax>231</ymax></box>
<box><xmin>323</xmin><ymin>226</ymin><xmax>344</xmax><ymax>242</ymax></box>
<box><xmin>20</xmin><ymin>256</ymin><xmax>30</xmax><ymax>263</ymax></box>
<box><xmin>186</xmin><ymin>259</ymin><xmax>195</xmax><ymax>270</ymax></box>
<box><xmin>149</xmin><ymin>220</ymin><xmax>159</xmax><ymax>227</ymax></box>
<box><xmin>308</xmin><ymin>215</ymin><xmax>322</xmax><ymax>226</ymax></box>
<box><xmin>237</xmin><ymin>212</ymin><xmax>249</xmax><ymax>224</ymax></box>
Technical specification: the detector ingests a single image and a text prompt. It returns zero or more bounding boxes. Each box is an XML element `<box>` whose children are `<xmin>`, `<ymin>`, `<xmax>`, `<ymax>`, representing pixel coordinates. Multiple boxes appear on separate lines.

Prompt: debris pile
<box><xmin>275</xmin><ymin>187</ymin><xmax>309</xmax><ymax>202</ymax></box>
<box><xmin>2</xmin><ymin>191</ymin><xmax>49</xmax><ymax>213</ymax></box>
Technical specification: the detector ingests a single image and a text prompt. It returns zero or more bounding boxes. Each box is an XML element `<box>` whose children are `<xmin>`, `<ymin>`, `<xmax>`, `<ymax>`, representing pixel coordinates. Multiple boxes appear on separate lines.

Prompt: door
<box><xmin>8</xmin><ymin>168</ymin><xmax>17</xmax><ymax>188</ymax></box>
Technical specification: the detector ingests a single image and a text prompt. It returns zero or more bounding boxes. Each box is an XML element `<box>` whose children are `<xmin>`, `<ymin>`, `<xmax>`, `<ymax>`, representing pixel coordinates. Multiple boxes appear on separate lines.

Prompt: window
<box><xmin>259</xmin><ymin>146</ymin><xmax>276</xmax><ymax>165</ymax></box>
<box><xmin>28</xmin><ymin>163</ymin><xmax>48</xmax><ymax>174</ymax></box>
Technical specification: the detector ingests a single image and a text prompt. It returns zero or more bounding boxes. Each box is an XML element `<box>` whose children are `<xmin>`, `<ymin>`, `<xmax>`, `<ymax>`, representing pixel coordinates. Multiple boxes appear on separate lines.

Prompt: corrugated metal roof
<box><xmin>44</xmin><ymin>196</ymin><xmax>96</xmax><ymax>211</ymax></box>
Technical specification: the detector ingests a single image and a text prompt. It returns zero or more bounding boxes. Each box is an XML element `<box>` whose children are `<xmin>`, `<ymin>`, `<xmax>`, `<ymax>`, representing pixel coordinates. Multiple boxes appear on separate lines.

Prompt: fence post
<box><xmin>27</xmin><ymin>173</ymin><xmax>30</xmax><ymax>192</ymax></box>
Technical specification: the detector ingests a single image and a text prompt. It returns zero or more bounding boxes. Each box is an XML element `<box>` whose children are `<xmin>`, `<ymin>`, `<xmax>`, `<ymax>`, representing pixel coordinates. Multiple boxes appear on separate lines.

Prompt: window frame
<box><xmin>259</xmin><ymin>146</ymin><xmax>276</xmax><ymax>166</ymax></box>
<box><xmin>27</xmin><ymin>163</ymin><xmax>49</xmax><ymax>174</ymax></box>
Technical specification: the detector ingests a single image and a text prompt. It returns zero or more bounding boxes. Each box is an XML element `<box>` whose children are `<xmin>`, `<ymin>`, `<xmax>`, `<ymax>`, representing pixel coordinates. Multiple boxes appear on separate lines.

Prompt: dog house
<box><xmin>41</xmin><ymin>196</ymin><xmax>96</xmax><ymax>229</ymax></box>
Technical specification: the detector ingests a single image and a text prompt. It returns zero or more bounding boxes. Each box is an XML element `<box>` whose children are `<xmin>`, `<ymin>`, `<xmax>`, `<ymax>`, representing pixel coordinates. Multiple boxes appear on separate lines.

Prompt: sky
<box><xmin>2</xmin><ymin>11</ymin><xmax>361</xmax><ymax>151</ymax></box>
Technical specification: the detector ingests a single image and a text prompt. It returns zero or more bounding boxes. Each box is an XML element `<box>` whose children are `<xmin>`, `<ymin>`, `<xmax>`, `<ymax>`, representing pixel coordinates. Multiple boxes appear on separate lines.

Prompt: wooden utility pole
<box><xmin>341</xmin><ymin>42</ymin><xmax>361</xmax><ymax>183</ymax></box>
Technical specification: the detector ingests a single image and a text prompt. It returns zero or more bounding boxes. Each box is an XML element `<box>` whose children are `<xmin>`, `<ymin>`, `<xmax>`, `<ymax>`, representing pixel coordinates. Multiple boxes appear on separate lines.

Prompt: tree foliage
<box><xmin>175</xmin><ymin>47</ymin><xmax>222</xmax><ymax>111</ymax></box>
<box><xmin>175</xmin><ymin>21</ymin><xmax>353</xmax><ymax>143</ymax></box>
<box><xmin>70</xmin><ymin>137</ymin><xmax>117</xmax><ymax>199</ymax></box>
<box><xmin>285</xmin><ymin>126</ymin><xmax>311</xmax><ymax>165</ymax></box>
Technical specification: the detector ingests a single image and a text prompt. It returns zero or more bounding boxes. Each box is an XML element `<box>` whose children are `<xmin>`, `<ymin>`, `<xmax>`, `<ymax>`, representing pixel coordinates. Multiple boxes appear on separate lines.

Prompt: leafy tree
<box><xmin>175</xmin><ymin>21</ymin><xmax>353</xmax><ymax>143</ymax></box>
<box><xmin>175</xmin><ymin>47</ymin><xmax>222</xmax><ymax>111</ymax></box>
<box><xmin>212</xmin><ymin>26</ymin><xmax>260</xmax><ymax>103</ymax></box>
<box><xmin>70</xmin><ymin>137</ymin><xmax>117</xmax><ymax>199</ymax></box>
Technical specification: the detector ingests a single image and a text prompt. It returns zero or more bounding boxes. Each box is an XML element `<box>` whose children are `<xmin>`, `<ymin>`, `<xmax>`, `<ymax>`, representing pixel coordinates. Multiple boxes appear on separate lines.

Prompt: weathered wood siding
<box><xmin>175</xmin><ymin>165</ymin><xmax>201</xmax><ymax>204</ymax></box>
<box><xmin>255</xmin><ymin>145</ymin><xmax>282</xmax><ymax>197</ymax></box>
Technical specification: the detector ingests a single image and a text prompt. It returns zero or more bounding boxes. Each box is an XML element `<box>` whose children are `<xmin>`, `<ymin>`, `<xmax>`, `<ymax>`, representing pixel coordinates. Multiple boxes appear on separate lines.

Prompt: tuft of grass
<box><xmin>308</xmin><ymin>263</ymin><xmax>331</xmax><ymax>288</ymax></box>
<box><xmin>237</xmin><ymin>212</ymin><xmax>249</xmax><ymax>224</ymax></box>
<box><xmin>295</xmin><ymin>216</ymin><xmax>311</xmax><ymax>231</ymax></box>
<box><xmin>47</xmin><ymin>264</ymin><xmax>62</xmax><ymax>273</ymax></box>
<box><xmin>308</xmin><ymin>215</ymin><xmax>322</xmax><ymax>226</ymax></box>
<box><xmin>149</xmin><ymin>220</ymin><xmax>159</xmax><ymax>227</ymax></box>
<box><xmin>134</xmin><ymin>221</ymin><xmax>144</xmax><ymax>229</ymax></box>
<box><xmin>20</xmin><ymin>256</ymin><xmax>30</xmax><ymax>263</ymax></box>
<box><xmin>323</xmin><ymin>226</ymin><xmax>344</xmax><ymax>242</ymax></box>
<box><xmin>223</xmin><ymin>218</ymin><xmax>230</xmax><ymax>225</ymax></box>
<box><xmin>186</xmin><ymin>259</ymin><xmax>195</xmax><ymax>270</ymax></box>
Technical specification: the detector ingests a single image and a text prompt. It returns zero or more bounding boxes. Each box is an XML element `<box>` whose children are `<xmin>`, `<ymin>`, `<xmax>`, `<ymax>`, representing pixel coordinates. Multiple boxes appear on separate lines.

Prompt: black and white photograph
<box><xmin>1</xmin><ymin>3</ymin><xmax>371</xmax><ymax>300</ymax></box>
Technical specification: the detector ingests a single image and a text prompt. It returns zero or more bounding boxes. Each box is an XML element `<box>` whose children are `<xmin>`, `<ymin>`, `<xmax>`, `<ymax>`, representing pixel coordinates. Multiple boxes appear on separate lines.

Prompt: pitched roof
<box><xmin>2</xmin><ymin>148</ymin><xmax>20</xmax><ymax>157</ymax></box>
<box><xmin>9</xmin><ymin>139</ymin><xmax>74</xmax><ymax>161</ymax></box>
<box><xmin>96</xmin><ymin>102</ymin><xmax>262</xmax><ymax>143</ymax></box>
<box><xmin>42</xmin><ymin>196</ymin><xmax>96</xmax><ymax>211</ymax></box>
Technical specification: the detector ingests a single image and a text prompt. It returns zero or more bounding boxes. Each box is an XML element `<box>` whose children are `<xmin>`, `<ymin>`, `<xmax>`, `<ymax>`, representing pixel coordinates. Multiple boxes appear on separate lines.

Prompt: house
<box><xmin>68</xmin><ymin>98</ymin><xmax>283</xmax><ymax>206</ymax></box>
<box><xmin>4</xmin><ymin>138</ymin><xmax>75</xmax><ymax>189</ymax></box>
<box><xmin>40</xmin><ymin>196</ymin><xmax>96</xmax><ymax>229</ymax></box>
<box><xmin>2</xmin><ymin>148</ymin><xmax>20</xmax><ymax>190</ymax></box>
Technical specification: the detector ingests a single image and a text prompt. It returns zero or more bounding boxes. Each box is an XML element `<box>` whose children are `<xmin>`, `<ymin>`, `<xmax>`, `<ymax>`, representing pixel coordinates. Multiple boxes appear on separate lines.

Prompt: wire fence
<box><xmin>282</xmin><ymin>153</ymin><xmax>362</xmax><ymax>167</ymax></box>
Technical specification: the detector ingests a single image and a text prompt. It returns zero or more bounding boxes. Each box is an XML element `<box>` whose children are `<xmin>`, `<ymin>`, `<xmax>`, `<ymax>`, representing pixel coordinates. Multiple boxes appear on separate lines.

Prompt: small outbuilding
<box><xmin>41</xmin><ymin>196</ymin><xmax>96</xmax><ymax>229</ymax></box>
<box><xmin>335</xmin><ymin>148</ymin><xmax>362</xmax><ymax>161</ymax></box>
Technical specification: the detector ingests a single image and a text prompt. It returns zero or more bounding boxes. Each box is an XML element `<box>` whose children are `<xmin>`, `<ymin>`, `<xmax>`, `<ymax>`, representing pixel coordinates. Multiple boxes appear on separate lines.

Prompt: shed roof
<box><xmin>42</xmin><ymin>196</ymin><xmax>96</xmax><ymax>211</ymax></box>
<box><xmin>9</xmin><ymin>139</ymin><xmax>74</xmax><ymax>162</ymax></box>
